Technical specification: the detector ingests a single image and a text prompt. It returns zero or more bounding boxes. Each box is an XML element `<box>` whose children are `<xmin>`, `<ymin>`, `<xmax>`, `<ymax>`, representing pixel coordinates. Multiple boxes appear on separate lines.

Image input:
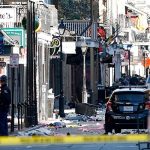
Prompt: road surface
<box><xmin>0</xmin><ymin>143</ymin><xmax>145</xmax><ymax>150</ymax></box>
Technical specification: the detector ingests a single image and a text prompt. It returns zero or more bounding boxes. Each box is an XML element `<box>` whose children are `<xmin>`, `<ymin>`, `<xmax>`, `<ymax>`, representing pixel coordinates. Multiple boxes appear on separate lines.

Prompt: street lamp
<box><xmin>118</xmin><ymin>40</ymin><xmax>124</xmax><ymax>76</ymax></box>
<box><xmin>58</xmin><ymin>19</ymin><xmax>66</xmax><ymax>35</ymax></box>
<box><xmin>58</xmin><ymin>19</ymin><xmax>66</xmax><ymax>117</ymax></box>
<box><xmin>81</xmin><ymin>39</ymin><xmax>88</xmax><ymax>103</ymax></box>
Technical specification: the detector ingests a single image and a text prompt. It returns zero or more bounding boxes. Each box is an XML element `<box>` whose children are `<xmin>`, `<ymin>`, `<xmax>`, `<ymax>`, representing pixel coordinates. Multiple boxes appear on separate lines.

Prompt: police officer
<box><xmin>0</xmin><ymin>75</ymin><xmax>11</xmax><ymax>136</ymax></box>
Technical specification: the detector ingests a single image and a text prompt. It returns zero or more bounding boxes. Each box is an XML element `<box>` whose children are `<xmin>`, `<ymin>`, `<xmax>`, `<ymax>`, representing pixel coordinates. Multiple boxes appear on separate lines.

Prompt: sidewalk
<box><xmin>9</xmin><ymin>108</ymin><xmax>75</xmax><ymax>136</ymax></box>
<box><xmin>9</xmin><ymin>117</ymin><xmax>62</xmax><ymax>136</ymax></box>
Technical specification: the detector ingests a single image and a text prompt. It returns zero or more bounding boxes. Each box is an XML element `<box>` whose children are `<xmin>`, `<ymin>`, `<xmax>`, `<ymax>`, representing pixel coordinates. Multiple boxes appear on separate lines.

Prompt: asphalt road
<box><xmin>50</xmin><ymin>120</ymin><xmax>105</xmax><ymax>136</ymax></box>
<box><xmin>6</xmin><ymin>116</ymin><xmax>149</xmax><ymax>150</ymax></box>
<box><xmin>0</xmin><ymin>143</ymin><xmax>144</xmax><ymax>150</ymax></box>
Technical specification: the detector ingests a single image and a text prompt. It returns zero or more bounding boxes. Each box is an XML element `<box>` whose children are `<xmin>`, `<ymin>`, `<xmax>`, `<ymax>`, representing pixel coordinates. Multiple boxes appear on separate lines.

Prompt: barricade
<box><xmin>0</xmin><ymin>134</ymin><xmax>149</xmax><ymax>146</ymax></box>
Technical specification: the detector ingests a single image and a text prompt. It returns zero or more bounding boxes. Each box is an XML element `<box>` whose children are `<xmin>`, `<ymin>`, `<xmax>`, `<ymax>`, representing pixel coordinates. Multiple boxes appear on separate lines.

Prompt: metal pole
<box><xmin>82</xmin><ymin>52</ymin><xmax>87</xmax><ymax>103</ymax></box>
<box><xmin>114</xmin><ymin>51</ymin><xmax>116</xmax><ymax>82</ymax></box>
<box><xmin>98</xmin><ymin>46</ymin><xmax>102</xmax><ymax>104</ymax></box>
<box><xmin>90</xmin><ymin>47</ymin><xmax>94</xmax><ymax>104</ymax></box>
<box><xmin>128</xmin><ymin>50</ymin><xmax>131</xmax><ymax>77</ymax></box>
<box><xmin>59</xmin><ymin>37</ymin><xmax>65</xmax><ymax>117</ymax></box>
<box><xmin>11</xmin><ymin>67</ymin><xmax>15</xmax><ymax>132</ymax></box>
<box><xmin>98</xmin><ymin>53</ymin><xmax>101</xmax><ymax>85</ymax></box>
<box><xmin>25</xmin><ymin>0</ymin><xmax>37</xmax><ymax>127</ymax></box>
<box><xmin>25</xmin><ymin>0</ymin><xmax>31</xmax><ymax>127</ymax></box>
<box><xmin>17</xmin><ymin>103</ymin><xmax>20</xmax><ymax>130</ymax></box>
<box><xmin>144</xmin><ymin>52</ymin><xmax>146</xmax><ymax>77</ymax></box>
<box><xmin>20</xmin><ymin>104</ymin><xmax>23</xmax><ymax>129</ymax></box>
<box><xmin>33</xmin><ymin>2</ymin><xmax>38</xmax><ymax>126</ymax></box>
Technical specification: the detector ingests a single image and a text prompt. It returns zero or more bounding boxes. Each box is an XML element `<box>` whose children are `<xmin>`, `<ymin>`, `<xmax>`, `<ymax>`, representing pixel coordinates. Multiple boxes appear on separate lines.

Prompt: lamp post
<box><xmin>58</xmin><ymin>19</ymin><xmax>66</xmax><ymax>117</ymax></box>
<box><xmin>81</xmin><ymin>39</ymin><xmax>88</xmax><ymax>103</ymax></box>
<box><xmin>25</xmin><ymin>0</ymin><xmax>38</xmax><ymax>127</ymax></box>
<box><xmin>118</xmin><ymin>40</ymin><xmax>124</xmax><ymax>76</ymax></box>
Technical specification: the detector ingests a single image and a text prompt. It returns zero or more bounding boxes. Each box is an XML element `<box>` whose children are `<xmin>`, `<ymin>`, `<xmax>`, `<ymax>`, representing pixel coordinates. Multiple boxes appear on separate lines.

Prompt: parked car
<box><xmin>104</xmin><ymin>86</ymin><xmax>150</xmax><ymax>134</ymax></box>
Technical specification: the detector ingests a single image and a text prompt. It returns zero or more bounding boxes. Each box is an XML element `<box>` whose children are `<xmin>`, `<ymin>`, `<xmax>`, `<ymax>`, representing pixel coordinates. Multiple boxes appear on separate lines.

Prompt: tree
<box><xmin>58</xmin><ymin>0</ymin><xmax>98</xmax><ymax>20</ymax></box>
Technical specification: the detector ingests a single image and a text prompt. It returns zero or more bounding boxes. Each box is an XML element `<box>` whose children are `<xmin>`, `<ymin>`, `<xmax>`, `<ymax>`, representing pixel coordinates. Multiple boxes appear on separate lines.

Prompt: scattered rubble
<box><xmin>12</xmin><ymin>108</ymin><xmax>148</xmax><ymax>136</ymax></box>
<box><xmin>17</xmin><ymin>127</ymin><xmax>53</xmax><ymax>136</ymax></box>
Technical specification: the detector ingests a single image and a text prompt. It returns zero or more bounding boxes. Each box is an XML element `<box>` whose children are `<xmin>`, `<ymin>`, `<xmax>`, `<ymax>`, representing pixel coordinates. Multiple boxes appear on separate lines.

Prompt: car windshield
<box><xmin>112</xmin><ymin>92</ymin><xmax>145</xmax><ymax>103</ymax></box>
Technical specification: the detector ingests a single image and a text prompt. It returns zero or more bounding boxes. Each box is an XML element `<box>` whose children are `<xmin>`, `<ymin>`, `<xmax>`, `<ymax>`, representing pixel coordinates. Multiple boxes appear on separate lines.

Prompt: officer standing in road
<box><xmin>0</xmin><ymin>75</ymin><xmax>11</xmax><ymax>136</ymax></box>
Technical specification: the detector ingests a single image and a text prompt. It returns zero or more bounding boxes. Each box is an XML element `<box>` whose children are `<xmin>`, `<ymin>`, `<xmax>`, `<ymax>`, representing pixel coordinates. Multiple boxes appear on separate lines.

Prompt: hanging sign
<box><xmin>50</xmin><ymin>37</ymin><xmax>60</xmax><ymax>48</ymax></box>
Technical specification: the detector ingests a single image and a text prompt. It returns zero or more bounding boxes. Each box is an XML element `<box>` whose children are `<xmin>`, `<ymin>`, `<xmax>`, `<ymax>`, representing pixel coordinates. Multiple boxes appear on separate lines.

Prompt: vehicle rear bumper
<box><xmin>115</xmin><ymin>119</ymin><xmax>147</xmax><ymax>129</ymax></box>
<box><xmin>106</xmin><ymin>112</ymin><xmax>148</xmax><ymax>129</ymax></box>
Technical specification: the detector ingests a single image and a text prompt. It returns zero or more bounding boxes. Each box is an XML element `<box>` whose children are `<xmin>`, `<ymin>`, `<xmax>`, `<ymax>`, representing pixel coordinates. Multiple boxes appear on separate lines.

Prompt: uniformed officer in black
<box><xmin>0</xmin><ymin>75</ymin><xmax>11</xmax><ymax>136</ymax></box>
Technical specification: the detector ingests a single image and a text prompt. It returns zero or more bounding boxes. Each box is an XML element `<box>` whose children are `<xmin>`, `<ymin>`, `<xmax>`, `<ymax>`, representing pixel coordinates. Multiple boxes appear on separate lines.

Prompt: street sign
<box><xmin>2</xmin><ymin>28</ymin><xmax>25</xmax><ymax>47</ymax></box>
<box><xmin>10</xmin><ymin>54</ymin><xmax>19</xmax><ymax>68</ymax></box>
<box><xmin>62</xmin><ymin>42</ymin><xmax>76</xmax><ymax>54</ymax></box>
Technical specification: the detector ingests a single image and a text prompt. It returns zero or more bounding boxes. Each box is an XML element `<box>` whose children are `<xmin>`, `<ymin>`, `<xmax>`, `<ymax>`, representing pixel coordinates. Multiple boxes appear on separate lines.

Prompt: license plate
<box><xmin>113</xmin><ymin>116</ymin><xmax>125</xmax><ymax>119</ymax></box>
<box><xmin>123</xmin><ymin>106</ymin><xmax>133</xmax><ymax>111</ymax></box>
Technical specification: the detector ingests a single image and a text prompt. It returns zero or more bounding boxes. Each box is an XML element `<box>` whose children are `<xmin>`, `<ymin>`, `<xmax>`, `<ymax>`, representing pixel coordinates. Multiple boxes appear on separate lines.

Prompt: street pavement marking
<box><xmin>0</xmin><ymin>134</ymin><xmax>149</xmax><ymax>145</ymax></box>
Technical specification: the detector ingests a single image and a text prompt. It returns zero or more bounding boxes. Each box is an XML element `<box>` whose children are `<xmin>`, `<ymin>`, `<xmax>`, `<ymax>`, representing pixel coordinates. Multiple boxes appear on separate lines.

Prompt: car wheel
<box><xmin>104</xmin><ymin>123</ymin><xmax>113</xmax><ymax>134</ymax></box>
<box><xmin>114</xmin><ymin>128</ymin><xmax>121</xmax><ymax>133</ymax></box>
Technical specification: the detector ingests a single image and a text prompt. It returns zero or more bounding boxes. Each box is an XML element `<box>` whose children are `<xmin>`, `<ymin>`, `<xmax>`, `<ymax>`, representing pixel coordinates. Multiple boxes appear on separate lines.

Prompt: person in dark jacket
<box><xmin>0</xmin><ymin>75</ymin><xmax>11</xmax><ymax>136</ymax></box>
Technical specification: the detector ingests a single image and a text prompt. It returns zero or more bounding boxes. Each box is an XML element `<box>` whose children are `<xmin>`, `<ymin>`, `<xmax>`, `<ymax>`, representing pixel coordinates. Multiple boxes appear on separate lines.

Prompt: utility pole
<box><xmin>90</xmin><ymin>0</ymin><xmax>94</xmax><ymax>104</ymax></box>
<box><xmin>58</xmin><ymin>19</ymin><xmax>66</xmax><ymax>117</ymax></box>
<box><xmin>59</xmin><ymin>36</ymin><xmax>65</xmax><ymax>117</ymax></box>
